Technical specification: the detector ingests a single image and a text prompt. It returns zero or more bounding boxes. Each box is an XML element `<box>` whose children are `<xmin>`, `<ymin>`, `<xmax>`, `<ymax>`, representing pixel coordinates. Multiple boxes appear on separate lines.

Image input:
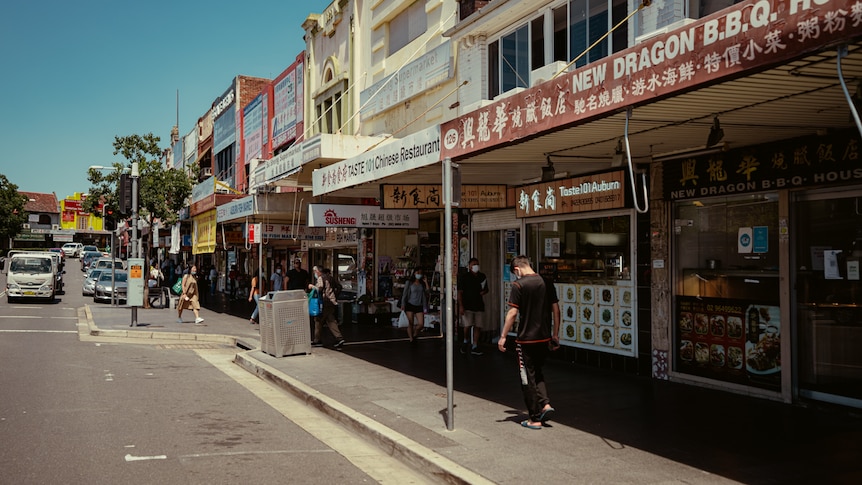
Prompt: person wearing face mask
<box><xmin>177</xmin><ymin>265</ymin><xmax>205</xmax><ymax>325</ymax></box>
<box><xmin>400</xmin><ymin>268</ymin><xmax>429</xmax><ymax>342</ymax></box>
<box><xmin>270</xmin><ymin>263</ymin><xmax>284</xmax><ymax>292</ymax></box>
<box><xmin>499</xmin><ymin>256</ymin><xmax>561</xmax><ymax>430</ymax></box>
<box><xmin>458</xmin><ymin>257</ymin><xmax>489</xmax><ymax>356</ymax></box>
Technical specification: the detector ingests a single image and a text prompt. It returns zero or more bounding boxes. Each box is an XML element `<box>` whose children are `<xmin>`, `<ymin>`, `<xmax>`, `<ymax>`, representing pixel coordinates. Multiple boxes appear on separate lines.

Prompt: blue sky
<box><xmin>0</xmin><ymin>0</ymin><xmax>327</xmax><ymax>198</ymax></box>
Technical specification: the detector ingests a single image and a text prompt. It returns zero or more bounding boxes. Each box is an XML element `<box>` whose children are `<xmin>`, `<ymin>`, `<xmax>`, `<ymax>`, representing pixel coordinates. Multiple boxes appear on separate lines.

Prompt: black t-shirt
<box><xmin>286</xmin><ymin>268</ymin><xmax>310</xmax><ymax>290</ymax></box>
<box><xmin>507</xmin><ymin>274</ymin><xmax>558</xmax><ymax>343</ymax></box>
<box><xmin>458</xmin><ymin>271</ymin><xmax>487</xmax><ymax>312</ymax></box>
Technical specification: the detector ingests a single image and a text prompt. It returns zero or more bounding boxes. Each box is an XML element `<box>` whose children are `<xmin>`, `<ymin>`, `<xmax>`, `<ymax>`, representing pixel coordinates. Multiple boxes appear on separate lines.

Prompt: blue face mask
<box><xmin>415</xmin><ymin>274</ymin><xmax>423</xmax><ymax>280</ymax></box>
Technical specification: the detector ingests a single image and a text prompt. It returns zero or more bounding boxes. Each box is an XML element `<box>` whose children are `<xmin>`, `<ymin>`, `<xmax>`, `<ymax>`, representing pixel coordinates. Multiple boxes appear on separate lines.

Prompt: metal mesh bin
<box><xmin>259</xmin><ymin>290</ymin><xmax>311</xmax><ymax>357</ymax></box>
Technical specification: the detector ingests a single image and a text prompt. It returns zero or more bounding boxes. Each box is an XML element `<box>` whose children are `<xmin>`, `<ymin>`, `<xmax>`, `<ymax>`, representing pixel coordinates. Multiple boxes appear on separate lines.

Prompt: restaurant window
<box><xmin>673</xmin><ymin>194</ymin><xmax>781</xmax><ymax>391</ymax></box>
<box><xmin>525</xmin><ymin>212</ymin><xmax>636</xmax><ymax>356</ymax></box>
<box><xmin>389</xmin><ymin>0</ymin><xmax>426</xmax><ymax>56</ymax></box>
<box><xmin>794</xmin><ymin>189</ymin><xmax>862</xmax><ymax>405</ymax></box>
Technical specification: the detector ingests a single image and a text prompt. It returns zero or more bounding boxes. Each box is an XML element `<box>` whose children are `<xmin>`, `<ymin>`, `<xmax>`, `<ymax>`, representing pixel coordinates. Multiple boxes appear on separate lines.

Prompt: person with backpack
<box><xmin>308</xmin><ymin>266</ymin><xmax>345</xmax><ymax>349</ymax></box>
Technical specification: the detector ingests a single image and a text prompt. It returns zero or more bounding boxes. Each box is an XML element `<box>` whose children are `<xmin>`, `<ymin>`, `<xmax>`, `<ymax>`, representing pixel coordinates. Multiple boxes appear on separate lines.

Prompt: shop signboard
<box><xmin>242</xmin><ymin>94</ymin><xmax>264</xmax><ymax>164</ymax></box>
<box><xmin>676</xmin><ymin>296</ymin><xmax>781</xmax><ymax>390</ymax></box>
<box><xmin>514</xmin><ymin>170</ymin><xmax>626</xmax><ymax>218</ymax></box>
<box><xmin>271</xmin><ymin>54</ymin><xmax>304</xmax><ymax>150</ymax></box>
<box><xmin>308</xmin><ymin>204</ymin><xmax>419</xmax><ymax>229</ymax></box>
<box><xmin>312</xmin><ymin>126</ymin><xmax>441</xmax><ymax>196</ymax></box>
<box><xmin>665</xmin><ymin>131</ymin><xmax>862</xmax><ymax>199</ymax></box>
<box><xmin>260</xmin><ymin>224</ymin><xmax>325</xmax><ymax>241</ymax></box>
<box><xmin>216</xmin><ymin>196</ymin><xmax>255</xmax><ymax>223</ymax></box>
<box><xmin>380</xmin><ymin>184</ymin><xmax>507</xmax><ymax>209</ymax></box>
<box><xmin>441</xmin><ymin>0</ymin><xmax>862</xmax><ymax>160</ymax></box>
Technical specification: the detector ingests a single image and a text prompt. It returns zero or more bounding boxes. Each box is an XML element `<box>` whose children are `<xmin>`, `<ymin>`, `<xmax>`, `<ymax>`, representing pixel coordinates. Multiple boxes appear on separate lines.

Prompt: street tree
<box><xmin>0</xmin><ymin>174</ymin><xmax>28</xmax><ymax>243</ymax></box>
<box><xmin>84</xmin><ymin>133</ymin><xmax>196</xmax><ymax>257</ymax></box>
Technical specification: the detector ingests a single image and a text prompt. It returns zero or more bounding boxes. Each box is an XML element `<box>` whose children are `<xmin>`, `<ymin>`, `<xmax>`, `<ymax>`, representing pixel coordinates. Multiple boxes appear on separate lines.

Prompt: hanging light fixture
<box><xmin>706</xmin><ymin>116</ymin><xmax>725</xmax><ymax>147</ymax></box>
<box><xmin>541</xmin><ymin>156</ymin><xmax>555</xmax><ymax>182</ymax></box>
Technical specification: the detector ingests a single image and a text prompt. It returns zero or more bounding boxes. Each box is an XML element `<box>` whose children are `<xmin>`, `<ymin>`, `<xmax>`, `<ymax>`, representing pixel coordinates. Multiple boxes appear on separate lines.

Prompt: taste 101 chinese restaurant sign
<box><xmin>664</xmin><ymin>131</ymin><xmax>862</xmax><ymax>200</ymax></box>
<box><xmin>515</xmin><ymin>170</ymin><xmax>626</xmax><ymax>218</ymax></box>
<box><xmin>380</xmin><ymin>184</ymin><xmax>507</xmax><ymax>209</ymax></box>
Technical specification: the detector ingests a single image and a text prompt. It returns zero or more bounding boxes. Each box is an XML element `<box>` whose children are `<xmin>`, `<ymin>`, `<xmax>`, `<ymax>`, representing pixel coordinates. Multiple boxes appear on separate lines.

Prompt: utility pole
<box><xmin>131</xmin><ymin>162</ymin><xmax>139</xmax><ymax>327</ymax></box>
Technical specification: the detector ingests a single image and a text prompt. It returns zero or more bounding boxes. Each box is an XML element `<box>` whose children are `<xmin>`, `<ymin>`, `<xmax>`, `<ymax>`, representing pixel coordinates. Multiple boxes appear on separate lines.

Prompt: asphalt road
<box><xmin>0</xmin><ymin>260</ymin><xmax>430</xmax><ymax>484</ymax></box>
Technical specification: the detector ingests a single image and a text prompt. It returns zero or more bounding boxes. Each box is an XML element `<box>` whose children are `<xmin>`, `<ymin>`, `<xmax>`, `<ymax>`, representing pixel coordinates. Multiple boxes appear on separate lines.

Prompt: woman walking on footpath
<box><xmin>401</xmin><ymin>268</ymin><xmax>428</xmax><ymax>342</ymax></box>
<box><xmin>249</xmin><ymin>270</ymin><xmax>265</xmax><ymax>325</ymax></box>
<box><xmin>308</xmin><ymin>266</ymin><xmax>345</xmax><ymax>349</ymax></box>
<box><xmin>177</xmin><ymin>265</ymin><xmax>205</xmax><ymax>325</ymax></box>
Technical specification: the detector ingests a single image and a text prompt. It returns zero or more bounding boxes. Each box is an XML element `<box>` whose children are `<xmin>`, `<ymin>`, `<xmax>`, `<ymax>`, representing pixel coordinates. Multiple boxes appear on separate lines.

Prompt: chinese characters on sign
<box><xmin>515</xmin><ymin>170</ymin><xmax>626</xmax><ymax>218</ymax></box>
<box><xmin>664</xmin><ymin>131</ymin><xmax>862</xmax><ymax>199</ymax></box>
<box><xmin>380</xmin><ymin>184</ymin><xmax>507</xmax><ymax>209</ymax></box>
<box><xmin>441</xmin><ymin>0</ymin><xmax>862</xmax><ymax>160</ymax></box>
<box><xmin>307</xmin><ymin>204</ymin><xmax>420</xmax><ymax>229</ymax></box>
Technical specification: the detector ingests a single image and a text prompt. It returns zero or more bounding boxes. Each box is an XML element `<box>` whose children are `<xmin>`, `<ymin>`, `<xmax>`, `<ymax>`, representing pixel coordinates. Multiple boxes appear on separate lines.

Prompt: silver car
<box><xmin>82</xmin><ymin>269</ymin><xmax>105</xmax><ymax>296</ymax></box>
<box><xmin>93</xmin><ymin>270</ymin><xmax>128</xmax><ymax>303</ymax></box>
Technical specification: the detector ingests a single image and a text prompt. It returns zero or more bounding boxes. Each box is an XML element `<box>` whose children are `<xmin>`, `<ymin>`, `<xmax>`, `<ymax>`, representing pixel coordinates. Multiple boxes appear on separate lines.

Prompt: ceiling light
<box><xmin>706</xmin><ymin>116</ymin><xmax>724</xmax><ymax>147</ymax></box>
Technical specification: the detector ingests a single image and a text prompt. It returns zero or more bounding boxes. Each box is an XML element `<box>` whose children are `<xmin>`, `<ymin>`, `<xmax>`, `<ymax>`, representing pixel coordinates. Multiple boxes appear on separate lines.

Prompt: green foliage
<box><xmin>84</xmin><ymin>133</ymin><xmax>196</xmax><ymax>253</ymax></box>
<box><xmin>0</xmin><ymin>174</ymin><xmax>28</xmax><ymax>241</ymax></box>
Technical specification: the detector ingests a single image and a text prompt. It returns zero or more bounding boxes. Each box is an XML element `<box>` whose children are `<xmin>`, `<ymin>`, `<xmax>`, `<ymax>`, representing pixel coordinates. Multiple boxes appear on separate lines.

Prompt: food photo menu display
<box><xmin>557</xmin><ymin>281</ymin><xmax>635</xmax><ymax>357</ymax></box>
<box><xmin>676</xmin><ymin>296</ymin><xmax>781</xmax><ymax>390</ymax></box>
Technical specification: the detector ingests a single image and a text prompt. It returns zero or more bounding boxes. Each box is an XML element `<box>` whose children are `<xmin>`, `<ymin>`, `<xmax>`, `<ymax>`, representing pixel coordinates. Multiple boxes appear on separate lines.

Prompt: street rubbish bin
<box><xmin>259</xmin><ymin>290</ymin><xmax>310</xmax><ymax>357</ymax></box>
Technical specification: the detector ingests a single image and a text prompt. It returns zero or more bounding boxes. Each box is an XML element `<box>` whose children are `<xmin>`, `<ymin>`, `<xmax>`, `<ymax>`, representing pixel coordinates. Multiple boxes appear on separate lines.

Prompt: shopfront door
<box><xmin>794</xmin><ymin>188</ymin><xmax>862</xmax><ymax>407</ymax></box>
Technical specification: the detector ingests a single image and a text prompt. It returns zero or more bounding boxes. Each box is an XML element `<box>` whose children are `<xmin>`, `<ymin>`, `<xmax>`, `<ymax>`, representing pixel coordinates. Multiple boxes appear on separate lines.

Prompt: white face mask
<box><xmin>471</xmin><ymin>264</ymin><xmax>479</xmax><ymax>273</ymax></box>
<box><xmin>512</xmin><ymin>268</ymin><xmax>521</xmax><ymax>281</ymax></box>
<box><xmin>415</xmin><ymin>274</ymin><xmax>423</xmax><ymax>280</ymax></box>
<box><xmin>276</xmin><ymin>269</ymin><xmax>281</xmax><ymax>274</ymax></box>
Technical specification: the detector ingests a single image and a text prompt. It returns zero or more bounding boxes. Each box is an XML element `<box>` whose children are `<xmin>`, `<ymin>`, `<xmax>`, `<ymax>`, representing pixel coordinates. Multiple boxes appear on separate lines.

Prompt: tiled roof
<box><xmin>20</xmin><ymin>192</ymin><xmax>59</xmax><ymax>214</ymax></box>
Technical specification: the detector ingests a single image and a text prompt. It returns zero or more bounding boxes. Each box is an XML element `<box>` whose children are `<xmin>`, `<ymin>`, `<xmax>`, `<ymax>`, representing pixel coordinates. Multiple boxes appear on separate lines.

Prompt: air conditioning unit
<box><xmin>22</xmin><ymin>223</ymin><xmax>30</xmax><ymax>229</ymax></box>
<box><xmin>51</xmin><ymin>224</ymin><xmax>59</xmax><ymax>230</ymax></box>
<box><xmin>636</xmin><ymin>18</ymin><xmax>697</xmax><ymax>44</ymax></box>
<box><xmin>493</xmin><ymin>86</ymin><xmax>526</xmax><ymax>101</ymax></box>
<box><xmin>531</xmin><ymin>61</ymin><xmax>569</xmax><ymax>87</ymax></box>
<box><xmin>203</xmin><ymin>167</ymin><xmax>213</xmax><ymax>176</ymax></box>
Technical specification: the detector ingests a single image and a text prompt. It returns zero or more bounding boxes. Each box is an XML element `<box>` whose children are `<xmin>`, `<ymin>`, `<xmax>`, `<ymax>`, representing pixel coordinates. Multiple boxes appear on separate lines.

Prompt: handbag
<box><xmin>171</xmin><ymin>276</ymin><xmax>183</xmax><ymax>296</ymax></box>
<box><xmin>308</xmin><ymin>288</ymin><xmax>322</xmax><ymax>317</ymax></box>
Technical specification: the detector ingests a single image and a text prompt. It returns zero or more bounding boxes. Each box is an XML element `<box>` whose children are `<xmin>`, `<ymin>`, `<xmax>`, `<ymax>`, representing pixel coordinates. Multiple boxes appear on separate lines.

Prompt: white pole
<box><xmin>131</xmin><ymin>161</ymin><xmax>139</xmax><ymax>327</ymax></box>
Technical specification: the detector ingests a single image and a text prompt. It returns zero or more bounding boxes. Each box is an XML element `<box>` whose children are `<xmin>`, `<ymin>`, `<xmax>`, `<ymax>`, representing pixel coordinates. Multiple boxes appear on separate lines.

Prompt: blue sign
<box><xmin>753</xmin><ymin>226</ymin><xmax>769</xmax><ymax>254</ymax></box>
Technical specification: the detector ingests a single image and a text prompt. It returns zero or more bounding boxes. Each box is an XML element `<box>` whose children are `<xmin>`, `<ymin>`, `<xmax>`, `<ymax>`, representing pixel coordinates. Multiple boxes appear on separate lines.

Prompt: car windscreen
<box><xmin>87</xmin><ymin>270</ymin><xmax>104</xmax><ymax>281</ymax></box>
<box><xmin>99</xmin><ymin>272</ymin><xmax>127</xmax><ymax>282</ymax></box>
<box><xmin>10</xmin><ymin>258</ymin><xmax>53</xmax><ymax>273</ymax></box>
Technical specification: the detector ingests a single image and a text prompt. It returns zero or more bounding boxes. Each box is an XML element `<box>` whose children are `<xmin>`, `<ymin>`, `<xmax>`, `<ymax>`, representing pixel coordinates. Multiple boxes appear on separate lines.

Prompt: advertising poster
<box><xmin>676</xmin><ymin>296</ymin><xmax>781</xmax><ymax>390</ymax></box>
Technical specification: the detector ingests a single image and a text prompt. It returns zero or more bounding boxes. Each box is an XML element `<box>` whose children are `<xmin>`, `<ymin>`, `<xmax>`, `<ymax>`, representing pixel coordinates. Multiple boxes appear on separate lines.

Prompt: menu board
<box><xmin>676</xmin><ymin>296</ymin><xmax>781</xmax><ymax>390</ymax></box>
<box><xmin>557</xmin><ymin>281</ymin><xmax>635</xmax><ymax>357</ymax></box>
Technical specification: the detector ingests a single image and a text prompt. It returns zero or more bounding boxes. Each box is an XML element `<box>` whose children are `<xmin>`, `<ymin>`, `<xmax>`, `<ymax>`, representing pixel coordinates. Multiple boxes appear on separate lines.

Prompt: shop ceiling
<box><xmin>333</xmin><ymin>44</ymin><xmax>862</xmax><ymax>200</ymax></box>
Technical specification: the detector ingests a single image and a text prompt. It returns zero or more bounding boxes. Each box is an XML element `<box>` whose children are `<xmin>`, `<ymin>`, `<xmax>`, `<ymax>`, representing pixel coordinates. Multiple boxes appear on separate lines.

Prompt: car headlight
<box><xmin>40</xmin><ymin>282</ymin><xmax>52</xmax><ymax>291</ymax></box>
<box><xmin>8</xmin><ymin>283</ymin><xmax>19</xmax><ymax>290</ymax></box>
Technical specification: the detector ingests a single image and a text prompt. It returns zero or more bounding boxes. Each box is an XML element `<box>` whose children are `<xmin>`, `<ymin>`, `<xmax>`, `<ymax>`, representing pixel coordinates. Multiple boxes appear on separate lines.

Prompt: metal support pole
<box><xmin>111</xmin><ymin>232</ymin><xmax>117</xmax><ymax>307</ymax></box>
<box><xmin>443</xmin><ymin>157</ymin><xmax>454</xmax><ymax>431</ymax></box>
<box><xmin>131</xmin><ymin>162</ymin><xmax>139</xmax><ymax>327</ymax></box>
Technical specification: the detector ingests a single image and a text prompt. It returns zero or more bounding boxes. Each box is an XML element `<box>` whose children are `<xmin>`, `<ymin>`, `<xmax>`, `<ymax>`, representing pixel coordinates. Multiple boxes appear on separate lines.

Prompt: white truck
<box><xmin>2</xmin><ymin>251</ymin><xmax>58</xmax><ymax>303</ymax></box>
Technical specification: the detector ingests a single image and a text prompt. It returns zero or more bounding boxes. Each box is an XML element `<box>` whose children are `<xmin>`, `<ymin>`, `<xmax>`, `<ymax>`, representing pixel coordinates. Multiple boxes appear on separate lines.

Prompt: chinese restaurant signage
<box><xmin>441</xmin><ymin>0</ymin><xmax>862</xmax><ymax>159</ymax></box>
<box><xmin>515</xmin><ymin>170</ymin><xmax>626</xmax><ymax>218</ymax></box>
<box><xmin>380</xmin><ymin>184</ymin><xmax>507</xmax><ymax>209</ymax></box>
<box><xmin>676</xmin><ymin>296</ymin><xmax>781</xmax><ymax>391</ymax></box>
<box><xmin>312</xmin><ymin>126</ymin><xmax>441</xmax><ymax>196</ymax></box>
<box><xmin>260</xmin><ymin>224</ymin><xmax>325</xmax><ymax>241</ymax></box>
<box><xmin>308</xmin><ymin>204</ymin><xmax>419</xmax><ymax>229</ymax></box>
<box><xmin>664</xmin><ymin>131</ymin><xmax>862</xmax><ymax>199</ymax></box>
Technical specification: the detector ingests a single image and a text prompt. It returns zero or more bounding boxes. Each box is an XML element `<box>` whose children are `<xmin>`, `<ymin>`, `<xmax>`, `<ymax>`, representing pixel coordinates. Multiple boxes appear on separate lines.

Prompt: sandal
<box><xmin>538</xmin><ymin>406</ymin><xmax>555</xmax><ymax>422</ymax></box>
<box><xmin>520</xmin><ymin>420</ymin><xmax>542</xmax><ymax>430</ymax></box>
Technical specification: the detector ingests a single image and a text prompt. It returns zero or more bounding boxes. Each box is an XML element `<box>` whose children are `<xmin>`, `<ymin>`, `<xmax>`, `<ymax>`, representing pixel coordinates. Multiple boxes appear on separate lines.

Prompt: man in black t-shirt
<box><xmin>498</xmin><ymin>255</ymin><xmax>561</xmax><ymax>430</ymax></box>
<box><xmin>458</xmin><ymin>257</ymin><xmax>489</xmax><ymax>355</ymax></box>
<box><xmin>285</xmin><ymin>258</ymin><xmax>310</xmax><ymax>291</ymax></box>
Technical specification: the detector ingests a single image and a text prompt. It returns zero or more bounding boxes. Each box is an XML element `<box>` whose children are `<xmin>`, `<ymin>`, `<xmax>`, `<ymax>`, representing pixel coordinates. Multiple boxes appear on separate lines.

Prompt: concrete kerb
<box><xmin>81</xmin><ymin>305</ymin><xmax>238</xmax><ymax>346</ymax></box>
<box><xmin>234</xmin><ymin>351</ymin><xmax>494</xmax><ymax>485</ymax></box>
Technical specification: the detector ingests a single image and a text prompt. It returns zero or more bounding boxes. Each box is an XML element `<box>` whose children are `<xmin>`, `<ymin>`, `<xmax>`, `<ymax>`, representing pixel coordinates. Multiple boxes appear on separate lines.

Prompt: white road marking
<box><xmin>0</xmin><ymin>329</ymin><xmax>77</xmax><ymax>334</ymax></box>
<box><xmin>196</xmin><ymin>350</ymin><xmax>436</xmax><ymax>485</ymax></box>
<box><xmin>0</xmin><ymin>316</ymin><xmax>41</xmax><ymax>319</ymax></box>
<box><xmin>124</xmin><ymin>454</ymin><xmax>167</xmax><ymax>462</ymax></box>
<box><xmin>179</xmin><ymin>450</ymin><xmax>334</xmax><ymax>459</ymax></box>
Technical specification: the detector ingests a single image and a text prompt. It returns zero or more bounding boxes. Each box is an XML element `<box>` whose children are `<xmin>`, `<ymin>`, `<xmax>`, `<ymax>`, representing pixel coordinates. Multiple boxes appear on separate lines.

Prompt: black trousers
<box><xmin>516</xmin><ymin>342</ymin><xmax>551</xmax><ymax>421</ymax></box>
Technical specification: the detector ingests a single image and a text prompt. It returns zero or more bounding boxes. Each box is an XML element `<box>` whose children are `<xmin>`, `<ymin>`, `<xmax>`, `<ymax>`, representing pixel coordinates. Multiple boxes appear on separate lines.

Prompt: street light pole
<box><xmin>131</xmin><ymin>162</ymin><xmax>139</xmax><ymax>327</ymax></box>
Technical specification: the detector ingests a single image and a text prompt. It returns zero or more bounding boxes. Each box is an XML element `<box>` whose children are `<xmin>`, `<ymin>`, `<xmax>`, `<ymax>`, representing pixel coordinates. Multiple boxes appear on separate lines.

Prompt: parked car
<box><xmin>80</xmin><ymin>251</ymin><xmax>103</xmax><ymax>271</ymax></box>
<box><xmin>93</xmin><ymin>270</ymin><xmax>128</xmax><ymax>303</ymax></box>
<box><xmin>92</xmin><ymin>258</ymin><xmax>125</xmax><ymax>271</ymax></box>
<box><xmin>48</xmin><ymin>248</ymin><xmax>66</xmax><ymax>259</ymax></box>
<box><xmin>82</xmin><ymin>245</ymin><xmax>99</xmax><ymax>254</ymax></box>
<box><xmin>82</xmin><ymin>268</ymin><xmax>105</xmax><ymax>296</ymax></box>
<box><xmin>62</xmin><ymin>242</ymin><xmax>83</xmax><ymax>258</ymax></box>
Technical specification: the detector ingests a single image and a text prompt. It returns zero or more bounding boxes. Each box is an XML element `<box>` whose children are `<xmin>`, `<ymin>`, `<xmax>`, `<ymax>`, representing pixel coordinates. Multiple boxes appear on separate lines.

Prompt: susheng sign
<box><xmin>441</xmin><ymin>0</ymin><xmax>862</xmax><ymax>159</ymax></box>
<box><xmin>312</xmin><ymin>126</ymin><xmax>441</xmax><ymax>196</ymax></box>
<box><xmin>515</xmin><ymin>170</ymin><xmax>626</xmax><ymax>218</ymax></box>
<box><xmin>380</xmin><ymin>184</ymin><xmax>508</xmax><ymax>209</ymax></box>
<box><xmin>307</xmin><ymin>204</ymin><xmax>419</xmax><ymax>229</ymax></box>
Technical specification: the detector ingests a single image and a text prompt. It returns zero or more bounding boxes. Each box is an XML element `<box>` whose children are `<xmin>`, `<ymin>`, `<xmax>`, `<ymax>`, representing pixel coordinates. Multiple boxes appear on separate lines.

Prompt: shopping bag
<box><xmin>171</xmin><ymin>277</ymin><xmax>183</xmax><ymax>295</ymax></box>
<box><xmin>308</xmin><ymin>288</ymin><xmax>322</xmax><ymax>316</ymax></box>
<box><xmin>396</xmin><ymin>310</ymin><xmax>408</xmax><ymax>328</ymax></box>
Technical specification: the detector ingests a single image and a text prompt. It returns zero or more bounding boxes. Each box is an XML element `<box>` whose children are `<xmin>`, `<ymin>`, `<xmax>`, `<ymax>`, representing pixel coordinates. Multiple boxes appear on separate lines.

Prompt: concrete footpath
<box><xmin>84</xmin><ymin>304</ymin><xmax>862</xmax><ymax>484</ymax></box>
